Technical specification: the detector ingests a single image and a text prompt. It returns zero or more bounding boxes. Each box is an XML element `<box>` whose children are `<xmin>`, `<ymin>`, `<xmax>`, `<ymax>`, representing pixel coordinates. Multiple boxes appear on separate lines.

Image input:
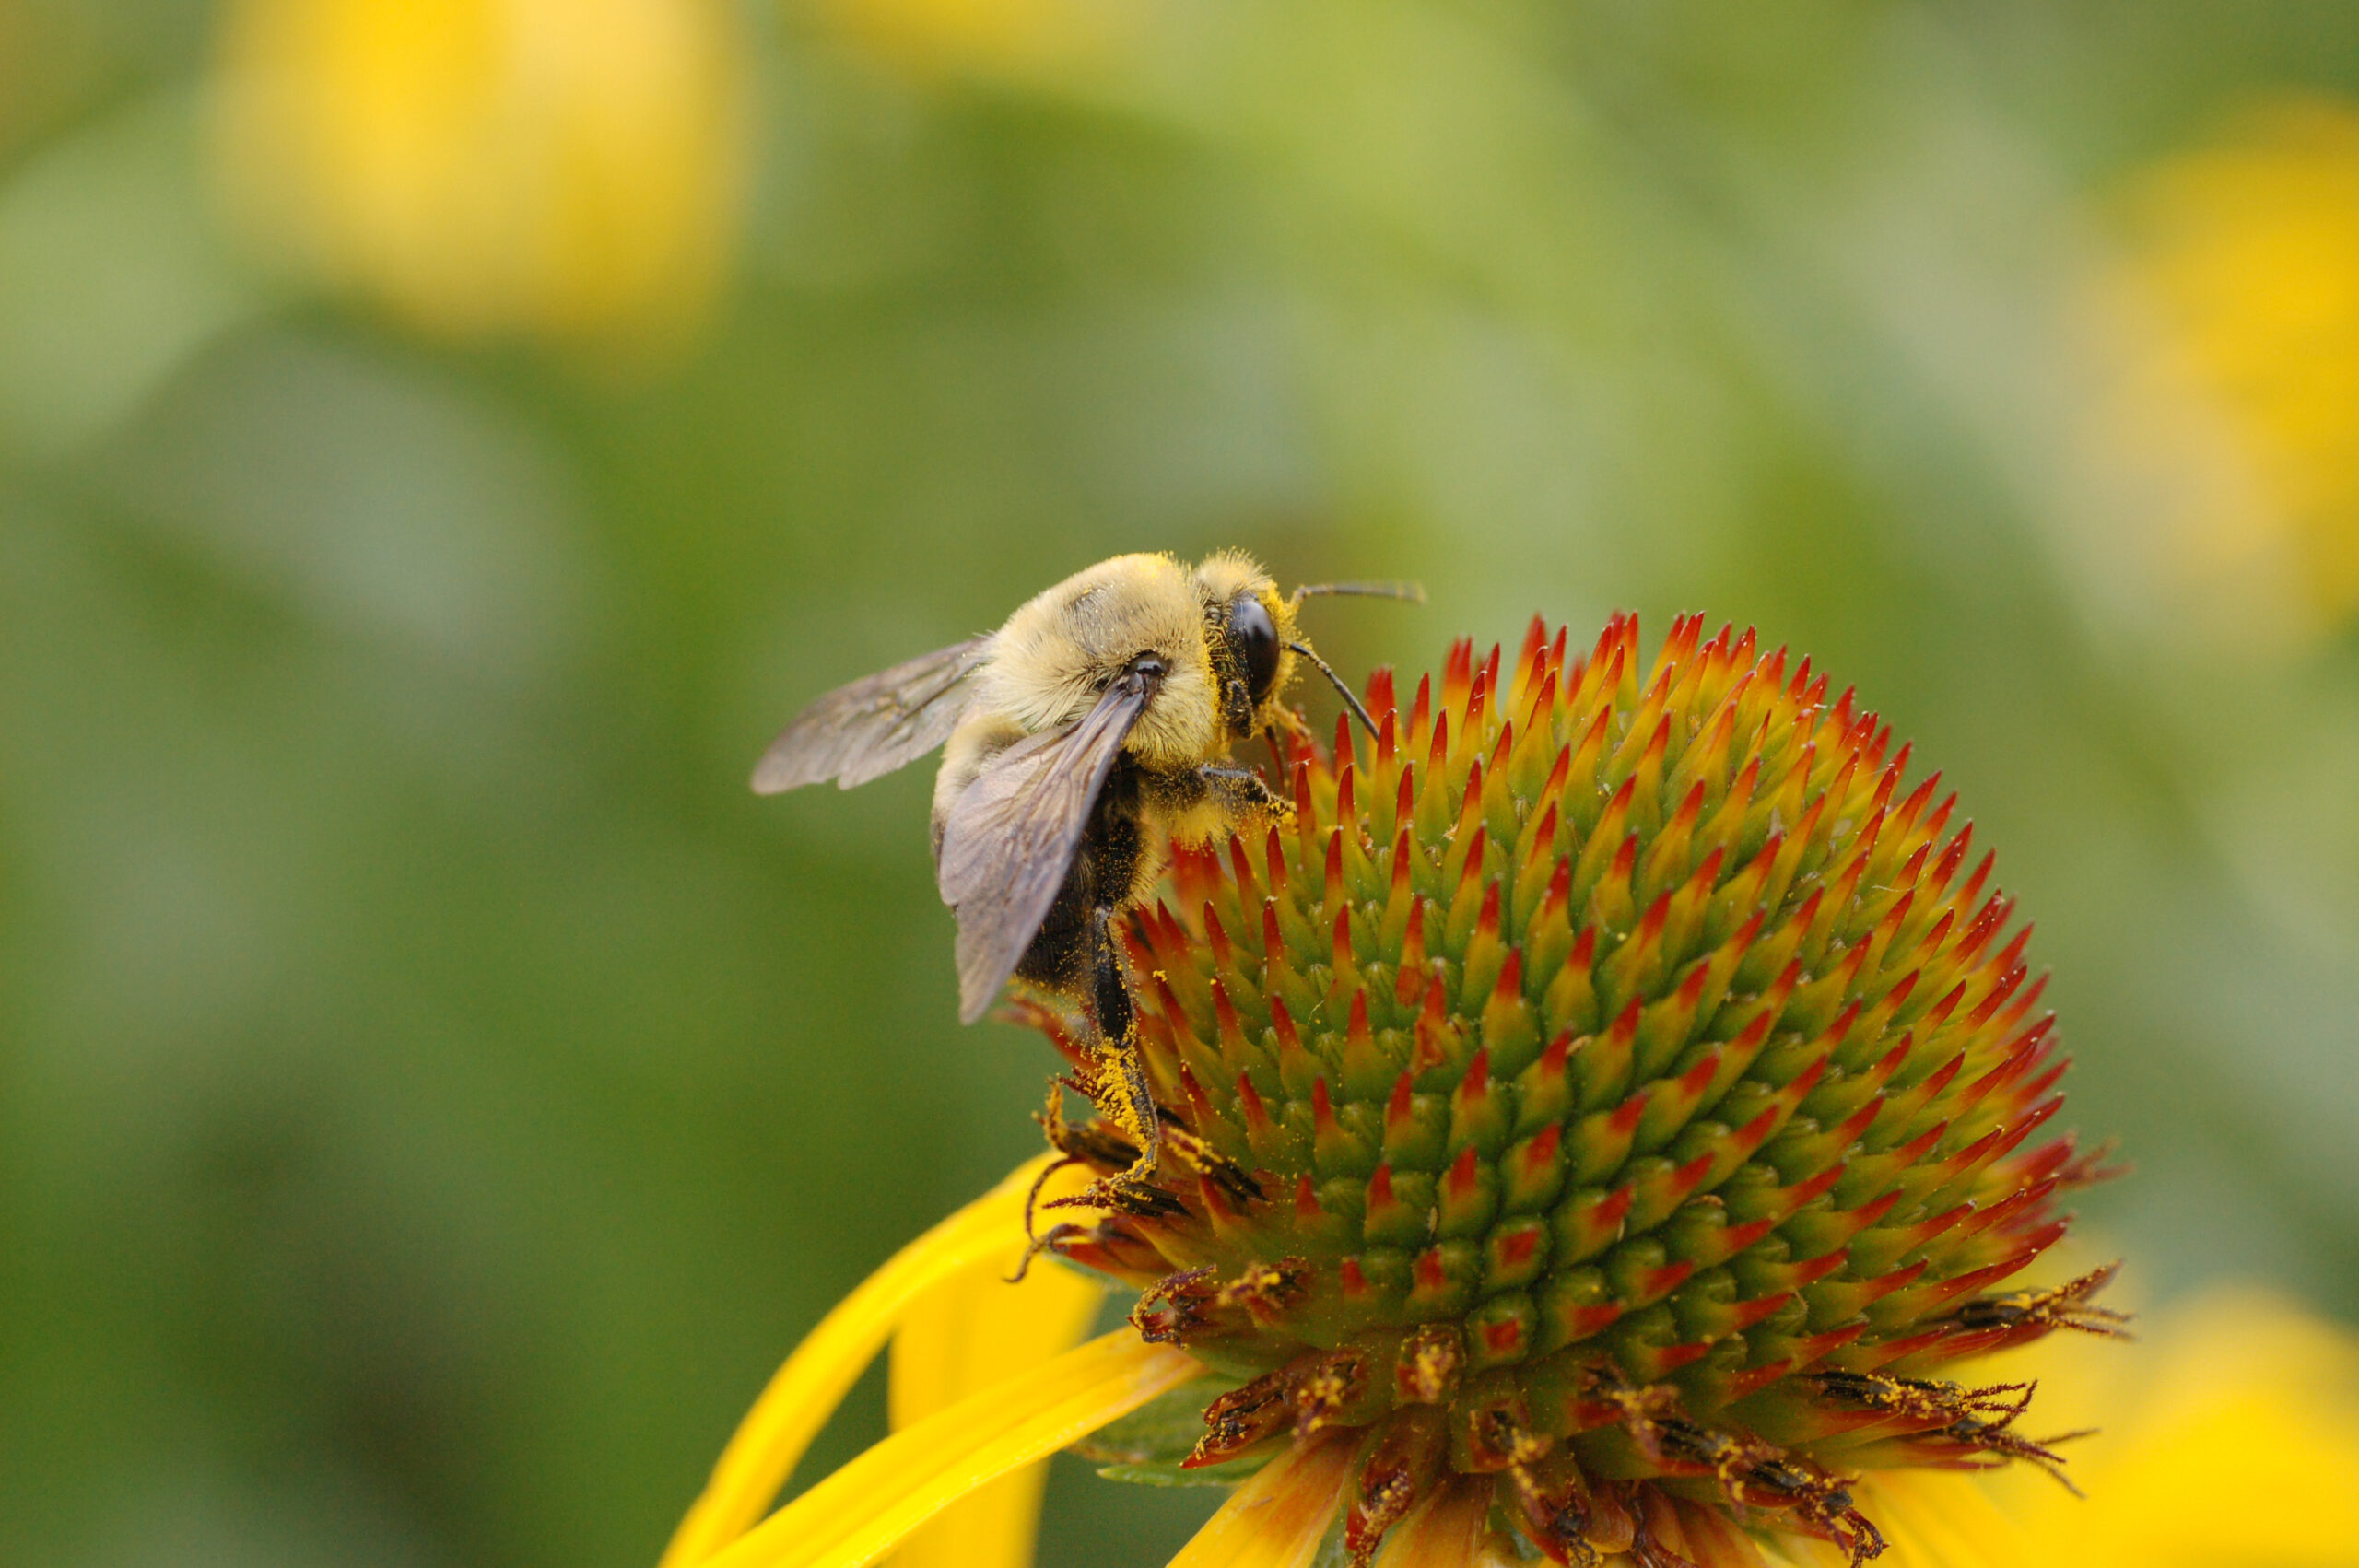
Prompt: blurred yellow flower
<box><xmin>212</xmin><ymin>0</ymin><xmax>746</xmax><ymax>347</ymax></box>
<box><xmin>2095</xmin><ymin>98</ymin><xmax>2359</xmax><ymax>634</ymax></box>
<box><xmin>810</xmin><ymin>0</ymin><xmax>1137</xmax><ymax>81</ymax></box>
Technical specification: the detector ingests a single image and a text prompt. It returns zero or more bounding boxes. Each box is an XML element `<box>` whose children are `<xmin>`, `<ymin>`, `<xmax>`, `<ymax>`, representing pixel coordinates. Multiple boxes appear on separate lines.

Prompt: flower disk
<box><xmin>1039</xmin><ymin>615</ymin><xmax>2123</xmax><ymax>1566</ymax></box>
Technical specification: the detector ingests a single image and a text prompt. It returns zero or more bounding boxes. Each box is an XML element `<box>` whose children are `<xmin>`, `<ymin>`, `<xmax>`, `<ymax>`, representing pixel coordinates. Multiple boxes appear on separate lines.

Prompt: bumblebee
<box><xmin>753</xmin><ymin>551</ymin><xmax>1414</xmax><ymax>1197</ymax></box>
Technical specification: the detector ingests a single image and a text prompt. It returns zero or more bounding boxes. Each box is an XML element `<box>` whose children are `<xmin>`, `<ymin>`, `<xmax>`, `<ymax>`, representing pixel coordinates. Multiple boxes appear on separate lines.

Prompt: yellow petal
<box><xmin>887</xmin><ymin>1247</ymin><xmax>1105</xmax><ymax>1568</ymax></box>
<box><xmin>1761</xmin><ymin>1530</ymin><xmax>1850</xmax><ymax>1568</ymax></box>
<box><xmin>1165</xmin><ymin>1434</ymin><xmax>1358</xmax><ymax>1568</ymax></box>
<box><xmin>701</xmin><ymin>1329</ymin><xmax>1201</xmax><ymax>1568</ymax></box>
<box><xmin>1852</xmin><ymin>1472</ymin><xmax>2028</xmax><ymax>1568</ymax></box>
<box><xmin>1974</xmin><ymin>1287</ymin><xmax>2359</xmax><ymax>1567</ymax></box>
<box><xmin>660</xmin><ymin>1155</ymin><xmax>1065</xmax><ymax>1568</ymax></box>
<box><xmin>1370</xmin><ymin>1482</ymin><xmax>1491</xmax><ymax>1568</ymax></box>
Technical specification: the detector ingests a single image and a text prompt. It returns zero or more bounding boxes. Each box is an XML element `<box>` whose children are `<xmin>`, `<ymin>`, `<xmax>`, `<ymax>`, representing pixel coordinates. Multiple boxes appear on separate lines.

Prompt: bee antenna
<box><xmin>1291</xmin><ymin>580</ymin><xmax>1426</xmax><ymax>606</ymax></box>
<box><xmin>1287</xmin><ymin>641</ymin><xmax>1381</xmax><ymax>741</ymax></box>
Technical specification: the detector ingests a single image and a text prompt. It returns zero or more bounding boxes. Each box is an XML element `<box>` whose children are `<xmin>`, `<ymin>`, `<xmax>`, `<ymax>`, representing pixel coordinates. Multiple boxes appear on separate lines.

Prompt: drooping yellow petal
<box><xmin>1974</xmin><ymin>1287</ymin><xmax>2359</xmax><ymax>1567</ymax></box>
<box><xmin>1850</xmin><ymin>1472</ymin><xmax>2028</xmax><ymax>1568</ymax></box>
<box><xmin>886</xmin><ymin>1246</ymin><xmax>1105</xmax><ymax>1568</ymax></box>
<box><xmin>1769</xmin><ymin>1285</ymin><xmax>2359</xmax><ymax>1568</ymax></box>
<box><xmin>1369</xmin><ymin>1482</ymin><xmax>1491</xmax><ymax>1567</ymax></box>
<box><xmin>660</xmin><ymin>1155</ymin><xmax>1066</xmax><ymax>1568</ymax></box>
<box><xmin>701</xmin><ymin>1329</ymin><xmax>1201</xmax><ymax>1568</ymax></box>
<box><xmin>1164</xmin><ymin>1433</ymin><xmax>1357</xmax><ymax>1568</ymax></box>
<box><xmin>1760</xmin><ymin>1530</ymin><xmax>1848</xmax><ymax>1568</ymax></box>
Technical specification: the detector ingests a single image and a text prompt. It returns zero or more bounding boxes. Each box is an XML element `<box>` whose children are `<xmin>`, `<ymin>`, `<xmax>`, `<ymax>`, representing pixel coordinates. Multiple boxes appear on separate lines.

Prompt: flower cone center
<box><xmin>1037</xmin><ymin>615</ymin><xmax>2124</xmax><ymax>1565</ymax></box>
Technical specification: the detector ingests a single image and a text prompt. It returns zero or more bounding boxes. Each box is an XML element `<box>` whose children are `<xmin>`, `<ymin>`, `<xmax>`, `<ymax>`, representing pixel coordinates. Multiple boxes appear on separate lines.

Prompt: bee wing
<box><xmin>936</xmin><ymin>662</ymin><xmax>1165</xmax><ymax>1024</ymax></box>
<box><xmin>751</xmin><ymin>636</ymin><xmax>992</xmax><ymax>794</ymax></box>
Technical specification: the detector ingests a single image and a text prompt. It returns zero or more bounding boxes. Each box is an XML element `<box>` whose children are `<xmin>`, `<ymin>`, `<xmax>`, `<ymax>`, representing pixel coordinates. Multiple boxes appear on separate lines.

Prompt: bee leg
<box><xmin>1195</xmin><ymin>765</ymin><xmax>1289</xmax><ymax>818</ymax></box>
<box><xmin>1085</xmin><ymin>903</ymin><xmax>1164</xmax><ymax>1204</ymax></box>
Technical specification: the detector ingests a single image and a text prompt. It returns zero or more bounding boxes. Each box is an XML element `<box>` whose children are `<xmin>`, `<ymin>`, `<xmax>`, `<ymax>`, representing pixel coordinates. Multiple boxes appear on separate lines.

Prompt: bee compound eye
<box><xmin>1230</xmin><ymin>595</ymin><xmax>1280</xmax><ymax>702</ymax></box>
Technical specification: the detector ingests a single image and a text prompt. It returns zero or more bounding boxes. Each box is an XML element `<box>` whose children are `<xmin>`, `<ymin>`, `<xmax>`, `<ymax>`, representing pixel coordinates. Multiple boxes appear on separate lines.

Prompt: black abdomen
<box><xmin>1011</xmin><ymin>756</ymin><xmax>1150</xmax><ymax>996</ymax></box>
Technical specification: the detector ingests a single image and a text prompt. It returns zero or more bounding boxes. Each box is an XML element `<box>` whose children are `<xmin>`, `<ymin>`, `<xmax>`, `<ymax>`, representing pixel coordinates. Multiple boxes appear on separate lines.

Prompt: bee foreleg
<box><xmin>1152</xmin><ymin>765</ymin><xmax>1291</xmax><ymax>842</ymax></box>
<box><xmin>1196</xmin><ymin>765</ymin><xmax>1285</xmax><ymax>809</ymax></box>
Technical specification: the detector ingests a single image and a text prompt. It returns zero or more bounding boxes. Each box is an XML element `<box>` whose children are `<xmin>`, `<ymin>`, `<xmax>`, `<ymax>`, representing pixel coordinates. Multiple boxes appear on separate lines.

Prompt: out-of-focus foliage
<box><xmin>1</xmin><ymin>2</ymin><xmax>2355</xmax><ymax>1567</ymax></box>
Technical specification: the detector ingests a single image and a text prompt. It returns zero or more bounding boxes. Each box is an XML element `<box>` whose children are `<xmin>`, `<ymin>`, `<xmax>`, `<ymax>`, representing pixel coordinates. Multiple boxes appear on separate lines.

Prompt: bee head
<box><xmin>1191</xmin><ymin>552</ymin><xmax>1300</xmax><ymax>741</ymax></box>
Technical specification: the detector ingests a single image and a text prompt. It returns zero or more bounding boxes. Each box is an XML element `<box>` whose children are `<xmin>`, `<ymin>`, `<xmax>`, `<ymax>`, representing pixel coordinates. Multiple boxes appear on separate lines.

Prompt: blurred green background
<box><xmin>5</xmin><ymin>0</ymin><xmax>2358</xmax><ymax>1563</ymax></box>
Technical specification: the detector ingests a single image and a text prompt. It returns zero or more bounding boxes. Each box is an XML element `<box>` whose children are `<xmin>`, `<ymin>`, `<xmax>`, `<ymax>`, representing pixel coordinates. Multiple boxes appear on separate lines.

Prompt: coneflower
<box><xmin>1032</xmin><ymin>613</ymin><xmax>2123</xmax><ymax>1563</ymax></box>
<box><xmin>663</xmin><ymin>614</ymin><xmax>2132</xmax><ymax>1568</ymax></box>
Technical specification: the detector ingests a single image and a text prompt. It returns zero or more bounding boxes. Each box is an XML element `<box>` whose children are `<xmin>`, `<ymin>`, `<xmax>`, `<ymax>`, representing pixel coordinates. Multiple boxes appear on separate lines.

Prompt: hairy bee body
<box><xmin>754</xmin><ymin>549</ymin><xmax>1410</xmax><ymax>1194</ymax></box>
<box><xmin>994</xmin><ymin>755</ymin><xmax>1149</xmax><ymax>1013</ymax></box>
<box><xmin>759</xmin><ymin>550</ymin><xmax>1299</xmax><ymax>1027</ymax></box>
